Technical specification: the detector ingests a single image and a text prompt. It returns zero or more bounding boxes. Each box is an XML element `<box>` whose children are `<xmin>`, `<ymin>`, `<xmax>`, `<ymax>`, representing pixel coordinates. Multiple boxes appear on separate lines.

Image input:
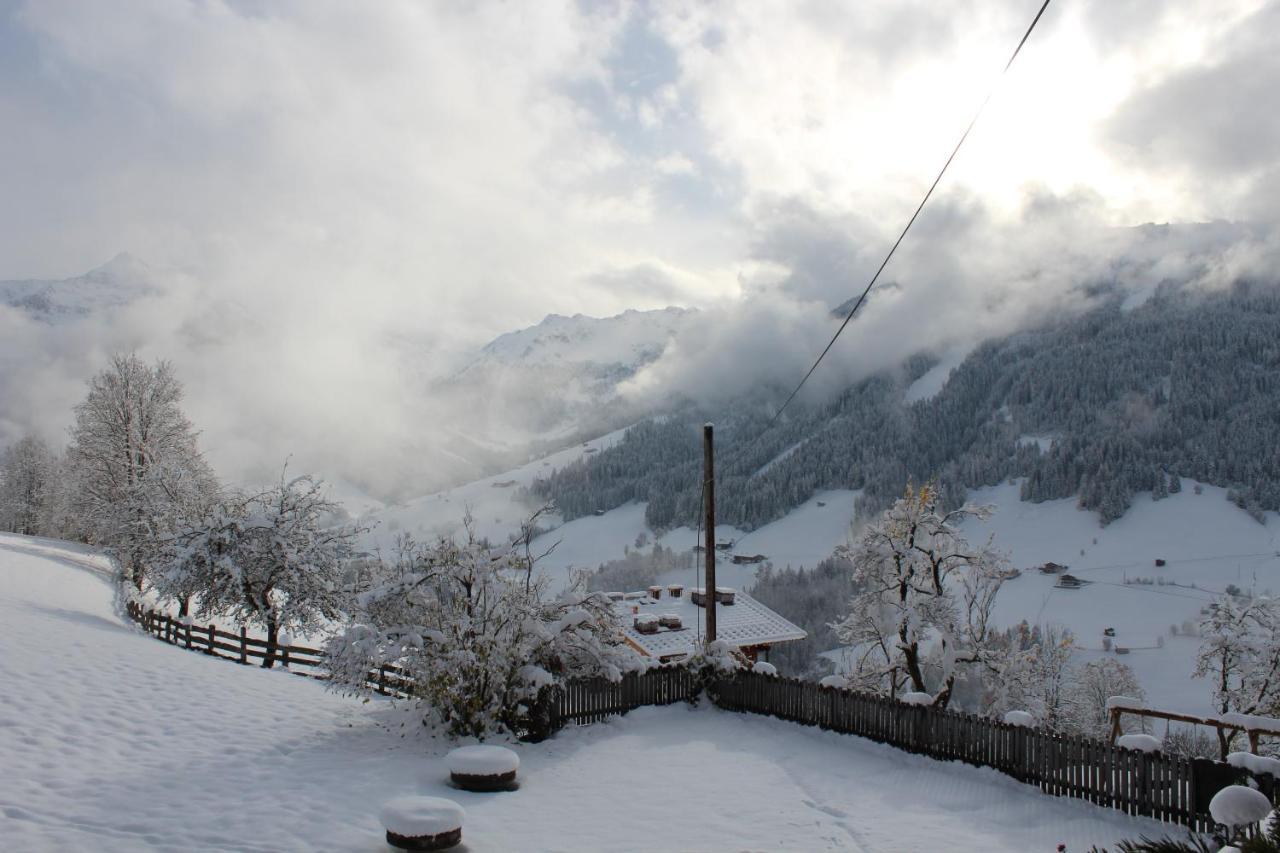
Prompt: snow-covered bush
<box><xmin>832</xmin><ymin>483</ymin><xmax>1011</xmax><ymax>708</ymax></box>
<box><xmin>154</xmin><ymin>472</ymin><xmax>360</xmax><ymax>665</ymax></box>
<box><xmin>327</xmin><ymin>525</ymin><xmax>642</xmax><ymax>739</ymax></box>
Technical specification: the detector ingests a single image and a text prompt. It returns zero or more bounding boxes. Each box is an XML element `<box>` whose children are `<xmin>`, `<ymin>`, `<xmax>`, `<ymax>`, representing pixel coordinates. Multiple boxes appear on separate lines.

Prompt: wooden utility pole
<box><xmin>703</xmin><ymin>423</ymin><xmax>716</xmax><ymax>645</ymax></box>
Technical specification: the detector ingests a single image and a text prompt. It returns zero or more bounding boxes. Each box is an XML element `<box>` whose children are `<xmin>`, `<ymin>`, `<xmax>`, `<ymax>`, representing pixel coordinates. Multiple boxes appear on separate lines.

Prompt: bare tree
<box><xmin>66</xmin><ymin>353</ymin><xmax>217</xmax><ymax>589</ymax></box>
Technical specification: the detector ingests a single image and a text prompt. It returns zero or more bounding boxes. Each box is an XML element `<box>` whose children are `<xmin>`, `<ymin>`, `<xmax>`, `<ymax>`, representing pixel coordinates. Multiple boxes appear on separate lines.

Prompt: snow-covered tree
<box><xmin>832</xmin><ymin>483</ymin><xmax>1010</xmax><ymax>708</ymax></box>
<box><xmin>66</xmin><ymin>353</ymin><xmax>217</xmax><ymax>589</ymax></box>
<box><xmin>988</xmin><ymin>624</ymin><xmax>1076</xmax><ymax>729</ymax></box>
<box><xmin>158</xmin><ymin>473</ymin><xmax>360</xmax><ymax>665</ymax></box>
<box><xmin>0</xmin><ymin>435</ymin><xmax>53</xmax><ymax>535</ymax></box>
<box><xmin>1194</xmin><ymin>593</ymin><xmax>1280</xmax><ymax>757</ymax></box>
<box><xmin>328</xmin><ymin>522</ymin><xmax>641</xmax><ymax>739</ymax></box>
<box><xmin>1065</xmin><ymin>657</ymin><xmax>1144</xmax><ymax>739</ymax></box>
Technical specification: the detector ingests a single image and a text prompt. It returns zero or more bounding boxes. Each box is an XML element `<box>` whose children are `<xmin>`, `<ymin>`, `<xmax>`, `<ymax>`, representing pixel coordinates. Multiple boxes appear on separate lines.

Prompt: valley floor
<box><xmin>0</xmin><ymin>533</ymin><xmax>1180</xmax><ymax>852</ymax></box>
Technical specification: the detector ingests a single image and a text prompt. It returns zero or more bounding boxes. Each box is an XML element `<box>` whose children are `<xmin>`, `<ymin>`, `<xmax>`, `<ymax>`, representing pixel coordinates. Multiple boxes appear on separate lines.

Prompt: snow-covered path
<box><xmin>0</xmin><ymin>533</ymin><xmax>1177</xmax><ymax>852</ymax></box>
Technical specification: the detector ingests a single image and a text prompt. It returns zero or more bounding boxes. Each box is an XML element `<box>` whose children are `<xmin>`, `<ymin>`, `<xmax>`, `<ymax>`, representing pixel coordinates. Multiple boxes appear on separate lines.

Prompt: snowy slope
<box><xmin>366</xmin><ymin>425</ymin><xmax>633</xmax><ymax>553</ymax></box>
<box><xmin>959</xmin><ymin>480</ymin><xmax>1280</xmax><ymax>715</ymax></box>
<box><xmin>0</xmin><ymin>533</ymin><xmax>1172</xmax><ymax>852</ymax></box>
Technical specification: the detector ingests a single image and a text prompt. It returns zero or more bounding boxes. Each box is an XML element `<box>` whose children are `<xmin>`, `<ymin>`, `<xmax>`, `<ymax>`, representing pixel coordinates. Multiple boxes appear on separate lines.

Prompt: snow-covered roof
<box><xmin>612</xmin><ymin>588</ymin><xmax>806</xmax><ymax>661</ymax></box>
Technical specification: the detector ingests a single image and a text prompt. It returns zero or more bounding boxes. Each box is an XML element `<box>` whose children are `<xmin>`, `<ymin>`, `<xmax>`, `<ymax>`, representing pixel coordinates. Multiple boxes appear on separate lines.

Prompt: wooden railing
<box><xmin>711</xmin><ymin>670</ymin><xmax>1277</xmax><ymax>833</ymax></box>
<box><xmin>124</xmin><ymin>601</ymin><xmax>413</xmax><ymax>698</ymax></box>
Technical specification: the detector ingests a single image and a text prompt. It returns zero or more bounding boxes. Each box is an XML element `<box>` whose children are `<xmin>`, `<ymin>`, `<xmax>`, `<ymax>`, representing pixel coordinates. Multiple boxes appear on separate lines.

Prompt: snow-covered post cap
<box><xmin>819</xmin><ymin>675</ymin><xmax>848</xmax><ymax>689</ymax></box>
<box><xmin>1116</xmin><ymin>733</ymin><xmax>1162</xmax><ymax>753</ymax></box>
<box><xmin>899</xmin><ymin>692</ymin><xmax>933</xmax><ymax>706</ymax></box>
<box><xmin>1003</xmin><ymin>710</ymin><xmax>1036</xmax><ymax>728</ymax></box>
<box><xmin>447</xmin><ymin>744</ymin><xmax>520</xmax><ymax>792</ymax></box>
<box><xmin>1209</xmin><ymin>785</ymin><xmax>1272</xmax><ymax>831</ymax></box>
<box><xmin>752</xmin><ymin>661</ymin><xmax>777</xmax><ymax>676</ymax></box>
<box><xmin>380</xmin><ymin>796</ymin><xmax>464</xmax><ymax>851</ymax></box>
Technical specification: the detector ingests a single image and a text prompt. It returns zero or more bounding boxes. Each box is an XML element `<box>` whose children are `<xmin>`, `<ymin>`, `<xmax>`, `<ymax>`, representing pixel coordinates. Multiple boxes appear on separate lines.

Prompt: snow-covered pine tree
<box><xmin>66</xmin><ymin>353</ymin><xmax>218</xmax><ymax>589</ymax></box>
<box><xmin>328</xmin><ymin>521</ymin><xmax>642</xmax><ymax>739</ymax></box>
<box><xmin>0</xmin><ymin>435</ymin><xmax>53</xmax><ymax>535</ymax></box>
<box><xmin>158</xmin><ymin>473</ymin><xmax>360</xmax><ymax>665</ymax></box>
<box><xmin>832</xmin><ymin>483</ymin><xmax>1010</xmax><ymax>709</ymax></box>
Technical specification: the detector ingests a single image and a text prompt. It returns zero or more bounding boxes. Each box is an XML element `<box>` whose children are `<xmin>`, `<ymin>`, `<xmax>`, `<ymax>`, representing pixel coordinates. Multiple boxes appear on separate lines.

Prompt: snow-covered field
<box><xmin>0</xmin><ymin>533</ymin><xmax>1178</xmax><ymax>852</ymax></box>
<box><xmin>961</xmin><ymin>480</ymin><xmax>1280</xmax><ymax>716</ymax></box>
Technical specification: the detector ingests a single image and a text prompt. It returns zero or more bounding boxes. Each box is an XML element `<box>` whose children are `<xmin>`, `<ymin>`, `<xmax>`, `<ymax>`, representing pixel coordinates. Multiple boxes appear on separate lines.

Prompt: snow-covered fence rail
<box><xmin>710</xmin><ymin>670</ymin><xmax>1277</xmax><ymax>833</ymax></box>
<box><xmin>124</xmin><ymin>602</ymin><xmax>413</xmax><ymax>698</ymax></box>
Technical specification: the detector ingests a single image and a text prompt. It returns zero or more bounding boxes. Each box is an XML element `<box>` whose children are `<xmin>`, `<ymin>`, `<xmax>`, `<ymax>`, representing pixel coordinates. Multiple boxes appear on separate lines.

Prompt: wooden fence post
<box><xmin>206</xmin><ymin>623</ymin><xmax>216</xmax><ymax>655</ymax></box>
<box><xmin>185</xmin><ymin>620</ymin><xmax>193</xmax><ymax>650</ymax></box>
<box><xmin>239</xmin><ymin>625</ymin><xmax>248</xmax><ymax>664</ymax></box>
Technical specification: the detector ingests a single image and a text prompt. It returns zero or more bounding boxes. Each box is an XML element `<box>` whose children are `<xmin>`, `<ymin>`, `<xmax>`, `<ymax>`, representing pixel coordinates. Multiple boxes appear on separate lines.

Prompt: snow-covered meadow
<box><xmin>0</xmin><ymin>533</ymin><xmax>1180</xmax><ymax>852</ymax></box>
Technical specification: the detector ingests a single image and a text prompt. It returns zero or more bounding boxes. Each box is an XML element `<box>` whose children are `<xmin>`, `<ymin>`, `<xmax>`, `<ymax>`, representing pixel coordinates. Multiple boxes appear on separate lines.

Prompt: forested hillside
<box><xmin>531</xmin><ymin>281</ymin><xmax>1280</xmax><ymax>531</ymax></box>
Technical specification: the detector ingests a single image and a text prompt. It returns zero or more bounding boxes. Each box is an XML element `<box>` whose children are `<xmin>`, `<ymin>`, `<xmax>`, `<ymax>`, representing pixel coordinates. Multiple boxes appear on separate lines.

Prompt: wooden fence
<box><xmin>549</xmin><ymin>666</ymin><xmax>699</xmax><ymax>729</ymax></box>
<box><xmin>124</xmin><ymin>602</ymin><xmax>413</xmax><ymax>698</ymax></box>
<box><xmin>712</xmin><ymin>670</ymin><xmax>1276</xmax><ymax>834</ymax></box>
<box><xmin>124</xmin><ymin>603</ymin><xmax>1271</xmax><ymax>834</ymax></box>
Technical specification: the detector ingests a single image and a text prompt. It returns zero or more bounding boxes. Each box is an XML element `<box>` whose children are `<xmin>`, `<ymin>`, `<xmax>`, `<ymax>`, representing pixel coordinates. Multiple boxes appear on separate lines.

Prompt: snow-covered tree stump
<box><xmin>380</xmin><ymin>796</ymin><xmax>464</xmax><ymax>851</ymax></box>
<box><xmin>446</xmin><ymin>745</ymin><xmax>520</xmax><ymax>792</ymax></box>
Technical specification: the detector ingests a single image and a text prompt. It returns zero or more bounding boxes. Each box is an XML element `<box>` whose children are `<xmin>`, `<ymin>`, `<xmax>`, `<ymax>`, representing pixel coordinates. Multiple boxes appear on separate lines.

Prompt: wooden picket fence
<box><xmin>711</xmin><ymin>670</ymin><xmax>1275</xmax><ymax>834</ymax></box>
<box><xmin>125</xmin><ymin>603</ymin><xmax>1270</xmax><ymax>834</ymax></box>
<box><xmin>549</xmin><ymin>666</ymin><xmax>699</xmax><ymax>728</ymax></box>
<box><xmin>124</xmin><ymin>601</ymin><xmax>413</xmax><ymax>698</ymax></box>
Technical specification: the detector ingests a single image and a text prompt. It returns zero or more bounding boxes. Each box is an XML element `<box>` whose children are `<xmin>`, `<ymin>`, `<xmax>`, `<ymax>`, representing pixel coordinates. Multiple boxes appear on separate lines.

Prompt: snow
<box><xmin>1209</xmin><ymin>786</ymin><xmax>1272</xmax><ymax>829</ymax></box>
<box><xmin>656</xmin><ymin>489</ymin><xmax>861</xmax><ymax>591</ymax></box>
<box><xmin>0</xmin><ymin>532</ymin><xmax>1177</xmax><ymax>852</ymax></box>
<box><xmin>752</xmin><ymin>661</ymin><xmax>778</xmax><ymax>676</ymax></box>
<box><xmin>1116</xmin><ymin>734</ymin><xmax>1162</xmax><ymax>753</ymax></box>
<box><xmin>379</xmin><ymin>796</ymin><xmax>465</xmax><ymax>837</ymax></box>
<box><xmin>961</xmin><ymin>480</ymin><xmax>1280</xmax><ymax>717</ymax></box>
<box><xmin>1004</xmin><ymin>711</ymin><xmax>1037</xmax><ymax>727</ymax></box>
<box><xmin>820</xmin><ymin>675</ymin><xmax>849</xmax><ymax>689</ymax></box>
<box><xmin>1107</xmin><ymin>696</ymin><xmax>1147</xmax><ymax>712</ymax></box>
<box><xmin>446</xmin><ymin>745</ymin><xmax>520</xmax><ymax>777</ymax></box>
<box><xmin>1227</xmin><ymin>752</ymin><xmax>1280</xmax><ymax>777</ymax></box>
<box><xmin>900</xmin><ymin>692</ymin><xmax>934</xmax><ymax>706</ymax></box>
<box><xmin>904</xmin><ymin>346</ymin><xmax>972</xmax><ymax>403</ymax></box>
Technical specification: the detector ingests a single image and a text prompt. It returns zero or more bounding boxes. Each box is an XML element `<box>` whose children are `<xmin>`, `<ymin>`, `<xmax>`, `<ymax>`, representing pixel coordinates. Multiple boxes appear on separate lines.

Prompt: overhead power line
<box><xmin>770</xmin><ymin>0</ymin><xmax>1054</xmax><ymax>424</ymax></box>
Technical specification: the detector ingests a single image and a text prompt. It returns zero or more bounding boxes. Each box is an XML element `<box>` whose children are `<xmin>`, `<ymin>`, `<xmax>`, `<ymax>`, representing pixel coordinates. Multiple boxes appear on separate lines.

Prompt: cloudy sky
<box><xmin>2</xmin><ymin>0</ymin><xmax>1277</xmax><ymax>495</ymax></box>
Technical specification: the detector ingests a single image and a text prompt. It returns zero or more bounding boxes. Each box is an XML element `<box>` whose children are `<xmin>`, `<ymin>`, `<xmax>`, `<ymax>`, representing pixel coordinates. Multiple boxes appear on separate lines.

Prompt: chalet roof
<box><xmin>612</xmin><ymin>589</ymin><xmax>806</xmax><ymax>661</ymax></box>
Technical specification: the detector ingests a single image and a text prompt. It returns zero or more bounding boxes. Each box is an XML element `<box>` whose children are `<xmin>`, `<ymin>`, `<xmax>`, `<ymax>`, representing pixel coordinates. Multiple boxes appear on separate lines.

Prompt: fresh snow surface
<box><xmin>1004</xmin><ymin>711</ymin><xmax>1037</xmax><ymax>728</ymax></box>
<box><xmin>900</xmin><ymin>692</ymin><xmax>934</xmax><ymax>706</ymax></box>
<box><xmin>378</xmin><ymin>796</ymin><xmax>464</xmax><ymax>837</ymax></box>
<box><xmin>960</xmin><ymin>480</ymin><xmax>1280</xmax><ymax>716</ymax></box>
<box><xmin>446</xmin><ymin>745</ymin><xmax>520</xmax><ymax>776</ymax></box>
<box><xmin>752</xmin><ymin>661</ymin><xmax>778</xmax><ymax>676</ymax></box>
<box><xmin>1116</xmin><ymin>734</ymin><xmax>1162</xmax><ymax>753</ymax></box>
<box><xmin>0</xmin><ymin>533</ymin><xmax>1175</xmax><ymax>852</ymax></box>
<box><xmin>1227</xmin><ymin>752</ymin><xmax>1280</xmax><ymax>777</ymax></box>
<box><xmin>1209</xmin><ymin>786</ymin><xmax>1272</xmax><ymax>829</ymax></box>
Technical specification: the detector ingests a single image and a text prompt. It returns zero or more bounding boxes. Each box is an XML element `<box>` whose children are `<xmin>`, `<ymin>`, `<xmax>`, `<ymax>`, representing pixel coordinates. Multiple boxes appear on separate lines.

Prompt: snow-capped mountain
<box><xmin>0</xmin><ymin>253</ymin><xmax>157</xmax><ymax>322</ymax></box>
<box><xmin>434</xmin><ymin>306</ymin><xmax>696</xmax><ymax>449</ymax></box>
